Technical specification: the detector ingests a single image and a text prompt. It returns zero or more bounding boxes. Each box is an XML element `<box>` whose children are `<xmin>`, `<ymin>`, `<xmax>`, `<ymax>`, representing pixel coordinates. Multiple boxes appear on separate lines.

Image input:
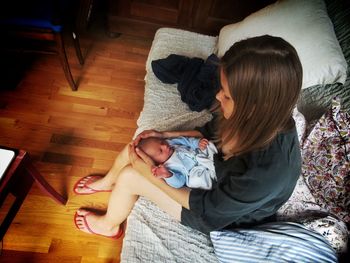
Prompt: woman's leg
<box><xmin>75</xmin><ymin>165</ymin><xmax>182</xmax><ymax>237</ymax></box>
<box><xmin>75</xmin><ymin>144</ymin><xmax>131</xmax><ymax>193</ymax></box>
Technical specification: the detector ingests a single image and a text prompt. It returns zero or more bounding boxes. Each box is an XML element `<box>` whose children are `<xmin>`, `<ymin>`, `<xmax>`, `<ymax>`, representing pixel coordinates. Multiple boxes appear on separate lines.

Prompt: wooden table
<box><xmin>0</xmin><ymin>147</ymin><xmax>67</xmax><ymax>240</ymax></box>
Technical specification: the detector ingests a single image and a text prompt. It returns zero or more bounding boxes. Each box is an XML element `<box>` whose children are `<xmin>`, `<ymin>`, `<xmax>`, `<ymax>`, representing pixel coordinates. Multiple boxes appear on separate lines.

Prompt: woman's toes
<box><xmin>76</xmin><ymin>208</ymin><xmax>90</xmax><ymax>216</ymax></box>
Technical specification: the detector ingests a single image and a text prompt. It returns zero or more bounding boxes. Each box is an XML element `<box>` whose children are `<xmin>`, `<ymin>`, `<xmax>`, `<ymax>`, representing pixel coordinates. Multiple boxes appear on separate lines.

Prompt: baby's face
<box><xmin>142</xmin><ymin>138</ymin><xmax>173</xmax><ymax>164</ymax></box>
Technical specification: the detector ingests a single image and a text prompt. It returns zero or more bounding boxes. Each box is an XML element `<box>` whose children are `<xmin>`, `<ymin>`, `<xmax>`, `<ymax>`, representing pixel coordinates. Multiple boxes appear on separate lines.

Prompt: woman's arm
<box><xmin>128</xmin><ymin>144</ymin><xmax>190</xmax><ymax>209</ymax></box>
<box><xmin>162</xmin><ymin>130</ymin><xmax>203</xmax><ymax>139</ymax></box>
<box><xmin>133</xmin><ymin>129</ymin><xmax>203</xmax><ymax>145</ymax></box>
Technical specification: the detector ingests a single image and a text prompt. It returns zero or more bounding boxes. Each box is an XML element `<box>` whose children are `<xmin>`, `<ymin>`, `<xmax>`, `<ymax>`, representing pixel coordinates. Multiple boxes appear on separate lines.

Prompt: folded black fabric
<box><xmin>151</xmin><ymin>54</ymin><xmax>220</xmax><ymax>112</ymax></box>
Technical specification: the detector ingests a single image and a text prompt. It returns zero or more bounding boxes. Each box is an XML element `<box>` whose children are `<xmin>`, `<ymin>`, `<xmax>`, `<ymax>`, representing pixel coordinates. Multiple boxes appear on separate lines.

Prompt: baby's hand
<box><xmin>199</xmin><ymin>138</ymin><xmax>209</xmax><ymax>150</ymax></box>
<box><xmin>151</xmin><ymin>165</ymin><xmax>172</xmax><ymax>179</ymax></box>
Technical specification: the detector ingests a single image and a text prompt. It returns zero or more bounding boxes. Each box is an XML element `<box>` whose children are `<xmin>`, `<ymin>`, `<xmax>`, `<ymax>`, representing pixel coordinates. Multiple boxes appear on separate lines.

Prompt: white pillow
<box><xmin>217</xmin><ymin>0</ymin><xmax>347</xmax><ymax>89</ymax></box>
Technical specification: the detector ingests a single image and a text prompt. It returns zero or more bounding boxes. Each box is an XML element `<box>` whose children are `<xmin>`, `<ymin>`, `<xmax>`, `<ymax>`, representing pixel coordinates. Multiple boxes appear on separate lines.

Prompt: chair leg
<box><xmin>26</xmin><ymin>160</ymin><xmax>67</xmax><ymax>206</ymax></box>
<box><xmin>72</xmin><ymin>31</ymin><xmax>84</xmax><ymax>65</ymax></box>
<box><xmin>55</xmin><ymin>32</ymin><xmax>78</xmax><ymax>91</ymax></box>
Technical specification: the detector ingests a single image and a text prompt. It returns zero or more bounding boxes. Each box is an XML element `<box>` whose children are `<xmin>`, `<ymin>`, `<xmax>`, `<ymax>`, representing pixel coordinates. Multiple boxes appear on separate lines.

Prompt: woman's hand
<box><xmin>128</xmin><ymin>143</ymin><xmax>155</xmax><ymax>177</ymax></box>
<box><xmin>133</xmin><ymin>129</ymin><xmax>164</xmax><ymax>146</ymax></box>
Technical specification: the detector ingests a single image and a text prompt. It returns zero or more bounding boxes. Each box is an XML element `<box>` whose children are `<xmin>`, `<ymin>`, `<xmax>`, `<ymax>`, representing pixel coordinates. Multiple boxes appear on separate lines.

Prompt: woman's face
<box><xmin>216</xmin><ymin>69</ymin><xmax>234</xmax><ymax>119</ymax></box>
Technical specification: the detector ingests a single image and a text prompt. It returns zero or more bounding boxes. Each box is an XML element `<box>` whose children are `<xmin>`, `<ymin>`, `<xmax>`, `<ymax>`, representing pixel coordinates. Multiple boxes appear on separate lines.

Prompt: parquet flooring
<box><xmin>0</xmin><ymin>15</ymin><xmax>152</xmax><ymax>262</ymax></box>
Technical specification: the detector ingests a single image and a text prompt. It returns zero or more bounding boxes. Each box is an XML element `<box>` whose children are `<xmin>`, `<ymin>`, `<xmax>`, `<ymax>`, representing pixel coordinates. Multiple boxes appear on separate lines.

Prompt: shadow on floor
<box><xmin>0</xmin><ymin>52</ymin><xmax>35</xmax><ymax>90</ymax></box>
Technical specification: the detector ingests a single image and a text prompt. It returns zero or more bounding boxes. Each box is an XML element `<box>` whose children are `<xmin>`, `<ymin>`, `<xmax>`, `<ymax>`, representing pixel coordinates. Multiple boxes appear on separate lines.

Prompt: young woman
<box><xmin>74</xmin><ymin>35</ymin><xmax>303</xmax><ymax>238</ymax></box>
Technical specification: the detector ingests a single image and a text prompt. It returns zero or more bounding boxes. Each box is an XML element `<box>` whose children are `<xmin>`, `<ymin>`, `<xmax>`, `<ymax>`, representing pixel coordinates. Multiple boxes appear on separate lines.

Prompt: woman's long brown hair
<box><xmin>215</xmin><ymin>35</ymin><xmax>303</xmax><ymax>159</ymax></box>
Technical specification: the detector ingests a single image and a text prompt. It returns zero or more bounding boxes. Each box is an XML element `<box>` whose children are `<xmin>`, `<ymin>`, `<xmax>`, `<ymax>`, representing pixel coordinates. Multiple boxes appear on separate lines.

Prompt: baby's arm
<box><xmin>198</xmin><ymin>138</ymin><xmax>209</xmax><ymax>150</ymax></box>
<box><xmin>181</xmin><ymin>137</ymin><xmax>209</xmax><ymax>151</ymax></box>
<box><xmin>169</xmin><ymin>137</ymin><xmax>204</xmax><ymax>151</ymax></box>
<box><xmin>152</xmin><ymin>165</ymin><xmax>172</xmax><ymax>179</ymax></box>
<box><xmin>152</xmin><ymin>165</ymin><xmax>186</xmax><ymax>188</ymax></box>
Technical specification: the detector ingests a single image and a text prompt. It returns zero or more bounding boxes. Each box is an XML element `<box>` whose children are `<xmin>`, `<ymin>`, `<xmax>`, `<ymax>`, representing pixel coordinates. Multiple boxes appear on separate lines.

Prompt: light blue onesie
<box><xmin>163</xmin><ymin>136</ymin><xmax>217</xmax><ymax>190</ymax></box>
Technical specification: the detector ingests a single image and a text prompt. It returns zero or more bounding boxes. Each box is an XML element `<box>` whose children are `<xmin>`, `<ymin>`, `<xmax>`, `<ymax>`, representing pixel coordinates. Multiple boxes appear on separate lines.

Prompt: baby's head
<box><xmin>137</xmin><ymin>137</ymin><xmax>173</xmax><ymax>164</ymax></box>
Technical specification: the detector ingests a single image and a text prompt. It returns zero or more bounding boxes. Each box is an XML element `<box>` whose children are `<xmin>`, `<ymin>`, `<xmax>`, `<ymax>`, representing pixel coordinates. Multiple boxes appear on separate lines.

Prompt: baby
<box><xmin>137</xmin><ymin>136</ymin><xmax>217</xmax><ymax>190</ymax></box>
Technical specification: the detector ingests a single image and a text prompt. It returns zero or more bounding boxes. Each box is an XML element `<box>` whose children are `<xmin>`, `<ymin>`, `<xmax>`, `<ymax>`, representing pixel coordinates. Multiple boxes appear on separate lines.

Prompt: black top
<box><xmin>181</xmin><ymin>119</ymin><xmax>301</xmax><ymax>234</ymax></box>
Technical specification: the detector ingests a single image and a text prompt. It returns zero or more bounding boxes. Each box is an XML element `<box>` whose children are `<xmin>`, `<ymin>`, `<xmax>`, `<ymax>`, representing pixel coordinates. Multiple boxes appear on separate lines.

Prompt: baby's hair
<box><xmin>137</xmin><ymin>137</ymin><xmax>163</xmax><ymax>164</ymax></box>
<box><xmin>137</xmin><ymin>137</ymin><xmax>149</xmax><ymax>152</ymax></box>
<box><xmin>137</xmin><ymin>137</ymin><xmax>151</xmax><ymax>151</ymax></box>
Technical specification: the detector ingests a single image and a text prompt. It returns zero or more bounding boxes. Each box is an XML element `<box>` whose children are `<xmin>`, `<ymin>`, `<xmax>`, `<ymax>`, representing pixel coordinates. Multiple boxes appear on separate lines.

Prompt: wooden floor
<box><xmin>0</xmin><ymin>20</ymin><xmax>153</xmax><ymax>262</ymax></box>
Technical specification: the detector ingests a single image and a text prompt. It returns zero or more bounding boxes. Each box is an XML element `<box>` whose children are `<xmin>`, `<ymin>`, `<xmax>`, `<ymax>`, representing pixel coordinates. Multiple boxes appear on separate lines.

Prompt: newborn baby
<box><xmin>137</xmin><ymin>136</ymin><xmax>217</xmax><ymax>190</ymax></box>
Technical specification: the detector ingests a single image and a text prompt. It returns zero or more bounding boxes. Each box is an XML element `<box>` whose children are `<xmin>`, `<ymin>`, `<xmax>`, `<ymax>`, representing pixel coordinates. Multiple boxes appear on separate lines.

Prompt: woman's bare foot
<box><xmin>74</xmin><ymin>209</ymin><xmax>123</xmax><ymax>239</ymax></box>
<box><xmin>73</xmin><ymin>175</ymin><xmax>113</xmax><ymax>194</ymax></box>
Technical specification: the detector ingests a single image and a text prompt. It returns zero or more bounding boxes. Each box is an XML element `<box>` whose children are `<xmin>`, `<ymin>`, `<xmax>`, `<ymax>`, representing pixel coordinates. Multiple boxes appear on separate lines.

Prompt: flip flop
<box><xmin>73</xmin><ymin>175</ymin><xmax>112</xmax><ymax>195</ymax></box>
<box><xmin>74</xmin><ymin>211</ymin><xmax>125</xmax><ymax>240</ymax></box>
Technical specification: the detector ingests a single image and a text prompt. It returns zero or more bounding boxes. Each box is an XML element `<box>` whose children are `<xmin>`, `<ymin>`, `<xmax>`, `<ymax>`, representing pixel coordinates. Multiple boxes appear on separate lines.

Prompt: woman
<box><xmin>74</xmin><ymin>35</ymin><xmax>303</xmax><ymax>238</ymax></box>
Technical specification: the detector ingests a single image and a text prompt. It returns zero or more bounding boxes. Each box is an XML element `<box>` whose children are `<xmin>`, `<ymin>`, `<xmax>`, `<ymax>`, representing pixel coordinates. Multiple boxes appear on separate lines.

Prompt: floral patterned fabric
<box><xmin>277</xmin><ymin>109</ymin><xmax>324</xmax><ymax>221</ymax></box>
<box><xmin>276</xmin><ymin>105</ymin><xmax>349</xmax><ymax>253</ymax></box>
<box><xmin>301</xmin><ymin>97</ymin><xmax>350</xmax><ymax>223</ymax></box>
<box><xmin>302</xmin><ymin>216</ymin><xmax>348</xmax><ymax>253</ymax></box>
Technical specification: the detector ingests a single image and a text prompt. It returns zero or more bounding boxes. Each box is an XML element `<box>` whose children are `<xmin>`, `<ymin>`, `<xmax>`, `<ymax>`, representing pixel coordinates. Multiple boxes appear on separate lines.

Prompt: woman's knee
<box><xmin>115</xmin><ymin>165</ymin><xmax>182</xmax><ymax>220</ymax></box>
<box><xmin>115</xmin><ymin>165</ymin><xmax>144</xmax><ymax>192</ymax></box>
<box><xmin>113</xmin><ymin>144</ymin><xmax>129</xmax><ymax>164</ymax></box>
